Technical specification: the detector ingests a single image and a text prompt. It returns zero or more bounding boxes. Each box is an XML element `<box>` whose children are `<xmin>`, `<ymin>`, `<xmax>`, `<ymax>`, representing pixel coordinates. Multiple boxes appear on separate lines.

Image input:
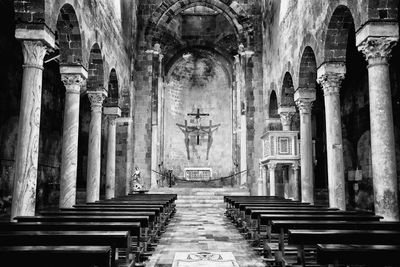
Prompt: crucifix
<box><xmin>188</xmin><ymin>108</ymin><xmax>209</xmax><ymax>120</ymax></box>
<box><xmin>187</xmin><ymin>109</ymin><xmax>209</xmax><ymax>145</ymax></box>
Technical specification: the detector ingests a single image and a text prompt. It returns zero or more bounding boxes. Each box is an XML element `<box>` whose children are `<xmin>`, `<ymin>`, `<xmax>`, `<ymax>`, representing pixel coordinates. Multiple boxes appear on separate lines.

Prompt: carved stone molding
<box><xmin>61</xmin><ymin>74</ymin><xmax>85</xmax><ymax>94</ymax></box>
<box><xmin>317</xmin><ymin>73</ymin><xmax>345</xmax><ymax>97</ymax></box>
<box><xmin>358</xmin><ymin>37</ymin><xmax>398</xmax><ymax>63</ymax></box>
<box><xmin>21</xmin><ymin>40</ymin><xmax>47</xmax><ymax>69</ymax></box>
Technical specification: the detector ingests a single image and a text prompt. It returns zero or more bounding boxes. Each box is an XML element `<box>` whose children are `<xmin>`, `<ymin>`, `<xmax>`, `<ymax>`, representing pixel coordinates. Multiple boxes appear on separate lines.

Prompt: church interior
<box><xmin>0</xmin><ymin>0</ymin><xmax>400</xmax><ymax>266</ymax></box>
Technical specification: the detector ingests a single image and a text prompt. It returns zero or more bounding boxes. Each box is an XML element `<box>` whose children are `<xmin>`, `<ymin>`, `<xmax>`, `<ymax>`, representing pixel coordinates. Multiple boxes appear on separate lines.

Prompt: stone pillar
<box><xmin>59</xmin><ymin>66</ymin><xmax>87</xmax><ymax>208</ymax></box>
<box><xmin>290</xmin><ymin>162</ymin><xmax>300</xmax><ymax>201</ymax></box>
<box><xmin>317</xmin><ymin>63</ymin><xmax>346</xmax><ymax>210</ymax></box>
<box><xmin>104</xmin><ymin>107</ymin><xmax>121</xmax><ymax>199</ymax></box>
<box><xmin>294</xmin><ymin>88</ymin><xmax>316</xmax><ymax>204</ymax></box>
<box><xmin>257</xmin><ymin>163</ymin><xmax>263</xmax><ymax>196</ymax></box>
<box><xmin>262</xmin><ymin>165</ymin><xmax>267</xmax><ymax>196</ymax></box>
<box><xmin>238</xmin><ymin>44</ymin><xmax>254</xmax><ymax>188</ymax></box>
<box><xmin>147</xmin><ymin>44</ymin><xmax>163</xmax><ymax>188</ymax></box>
<box><xmin>278</xmin><ymin>106</ymin><xmax>296</xmax><ymax>131</ymax></box>
<box><xmin>267</xmin><ymin>163</ymin><xmax>277</xmax><ymax>196</ymax></box>
<box><xmin>86</xmin><ymin>89</ymin><xmax>107</xmax><ymax>203</ymax></box>
<box><xmin>11</xmin><ymin>28</ymin><xmax>55</xmax><ymax>220</ymax></box>
<box><xmin>356</xmin><ymin>23</ymin><xmax>399</xmax><ymax>221</ymax></box>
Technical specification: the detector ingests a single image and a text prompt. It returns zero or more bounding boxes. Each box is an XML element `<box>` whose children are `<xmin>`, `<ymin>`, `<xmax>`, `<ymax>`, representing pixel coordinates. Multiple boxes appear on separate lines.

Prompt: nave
<box><xmin>145</xmin><ymin>189</ymin><xmax>264</xmax><ymax>267</ymax></box>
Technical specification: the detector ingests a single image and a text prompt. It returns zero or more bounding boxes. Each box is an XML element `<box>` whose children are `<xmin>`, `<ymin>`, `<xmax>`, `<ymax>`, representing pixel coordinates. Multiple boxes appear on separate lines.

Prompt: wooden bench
<box><xmin>0</xmin><ymin>246</ymin><xmax>112</xmax><ymax>267</ymax></box>
<box><xmin>0</xmin><ymin>230</ymin><xmax>130</xmax><ymax>267</ymax></box>
<box><xmin>316</xmin><ymin>244</ymin><xmax>400</xmax><ymax>267</ymax></box>
<box><xmin>0</xmin><ymin>221</ymin><xmax>142</xmax><ymax>264</ymax></box>
<box><xmin>288</xmin><ymin>229</ymin><xmax>400</xmax><ymax>267</ymax></box>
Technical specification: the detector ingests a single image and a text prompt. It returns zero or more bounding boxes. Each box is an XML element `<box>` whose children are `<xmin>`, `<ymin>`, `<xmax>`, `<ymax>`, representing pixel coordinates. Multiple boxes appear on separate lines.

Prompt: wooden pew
<box><xmin>271</xmin><ymin>220</ymin><xmax>400</xmax><ymax>254</ymax></box>
<box><xmin>288</xmin><ymin>229</ymin><xmax>400</xmax><ymax>267</ymax></box>
<box><xmin>0</xmin><ymin>246</ymin><xmax>112</xmax><ymax>267</ymax></box>
<box><xmin>316</xmin><ymin>244</ymin><xmax>400</xmax><ymax>267</ymax></box>
<box><xmin>0</xmin><ymin>221</ymin><xmax>141</xmax><ymax>264</ymax></box>
<box><xmin>14</xmin><ymin>215</ymin><xmax>151</xmax><ymax>257</ymax></box>
<box><xmin>0</xmin><ymin>230</ymin><xmax>130</xmax><ymax>267</ymax></box>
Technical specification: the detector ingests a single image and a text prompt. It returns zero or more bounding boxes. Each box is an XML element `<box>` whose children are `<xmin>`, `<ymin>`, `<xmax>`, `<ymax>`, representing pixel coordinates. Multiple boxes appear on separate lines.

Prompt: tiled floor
<box><xmin>145</xmin><ymin>207</ymin><xmax>265</xmax><ymax>267</ymax></box>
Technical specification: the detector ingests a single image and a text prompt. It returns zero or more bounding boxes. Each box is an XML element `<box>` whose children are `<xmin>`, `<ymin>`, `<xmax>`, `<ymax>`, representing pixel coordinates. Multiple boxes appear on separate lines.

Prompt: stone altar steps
<box><xmin>150</xmin><ymin>187</ymin><xmax>250</xmax><ymax>208</ymax></box>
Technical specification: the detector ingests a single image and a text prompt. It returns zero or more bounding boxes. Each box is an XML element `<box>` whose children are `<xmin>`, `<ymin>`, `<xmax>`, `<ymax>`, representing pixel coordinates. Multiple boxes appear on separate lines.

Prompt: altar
<box><xmin>184</xmin><ymin>168</ymin><xmax>212</xmax><ymax>181</ymax></box>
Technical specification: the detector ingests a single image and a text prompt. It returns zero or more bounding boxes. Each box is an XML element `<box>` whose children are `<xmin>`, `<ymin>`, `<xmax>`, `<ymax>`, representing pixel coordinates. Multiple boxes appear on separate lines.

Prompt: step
<box><xmin>175</xmin><ymin>203</ymin><xmax>226</xmax><ymax>208</ymax></box>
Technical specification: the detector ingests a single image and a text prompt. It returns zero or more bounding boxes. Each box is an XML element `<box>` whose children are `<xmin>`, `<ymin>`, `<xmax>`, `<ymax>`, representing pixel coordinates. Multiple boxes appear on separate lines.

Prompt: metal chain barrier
<box><xmin>151</xmin><ymin>169</ymin><xmax>247</xmax><ymax>187</ymax></box>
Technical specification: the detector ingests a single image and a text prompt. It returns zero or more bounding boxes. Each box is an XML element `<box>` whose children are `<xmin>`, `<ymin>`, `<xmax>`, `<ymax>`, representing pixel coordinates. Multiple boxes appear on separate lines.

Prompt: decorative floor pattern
<box><xmin>172</xmin><ymin>252</ymin><xmax>239</xmax><ymax>267</ymax></box>
<box><xmin>145</xmin><ymin>207</ymin><xmax>265</xmax><ymax>267</ymax></box>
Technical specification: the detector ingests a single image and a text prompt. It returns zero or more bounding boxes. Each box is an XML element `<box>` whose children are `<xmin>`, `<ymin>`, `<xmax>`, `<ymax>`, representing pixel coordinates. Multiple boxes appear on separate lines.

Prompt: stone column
<box><xmin>59</xmin><ymin>66</ymin><xmax>87</xmax><ymax>208</ymax></box>
<box><xmin>104</xmin><ymin>107</ymin><xmax>121</xmax><ymax>199</ymax></box>
<box><xmin>267</xmin><ymin>163</ymin><xmax>277</xmax><ymax>196</ymax></box>
<box><xmin>10</xmin><ymin>38</ymin><xmax>51</xmax><ymax>219</ymax></box>
<box><xmin>278</xmin><ymin>106</ymin><xmax>296</xmax><ymax>131</ymax></box>
<box><xmin>147</xmin><ymin>44</ymin><xmax>163</xmax><ymax>188</ymax></box>
<box><xmin>289</xmin><ymin>162</ymin><xmax>300</xmax><ymax>201</ymax></box>
<box><xmin>294</xmin><ymin>89</ymin><xmax>316</xmax><ymax>204</ymax></box>
<box><xmin>262</xmin><ymin>165</ymin><xmax>267</xmax><ymax>196</ymax></box>
<box><xmin>257</xmin><ymin>163</ymin><xmax>264</xmax><ymax>196</ymax></box>
<box><xmin>86</xmin><ymin>89</ymin><xmax>107</xmax><ymax>203</ymax></box>
<box><xmin>317</xmin><ymin>63</ymin><xmax>346</xmax><ymax>210</ymax></box>
<box><xmin>356</xmin><ymin>23</ymin><xmax>399</xmax><ymax>220</ymax></box>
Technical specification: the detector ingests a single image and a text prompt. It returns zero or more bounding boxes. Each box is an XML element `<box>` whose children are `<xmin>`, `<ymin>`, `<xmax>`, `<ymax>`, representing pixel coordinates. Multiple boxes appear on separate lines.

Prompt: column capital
<box><xmin>146</xmin><ymin>43</ymin><xmax>163</xmax><ymax>56</ymax></box>
<box><xmin>278</xmin><ymin>106</ymin><xmax>296</xmax><ymax>130</ymax></box>
<box><xmin>88</xmin><ymin>89</ymin><xmax>107</xmax><ymax>113</ymax></box>
<box><xmin>295</xmin><ymin>98</ymin><xmax>314</xmax><ymax>114</ymax></box>
<box><xmin>292</xmin><ymin>162</ymin><xmax>300</xmax><ymax>170</ymax></box>
<box><xmin>317</xmin><ymin>62</ymin><xmax>346</xmax><ymax>96</ymax></box>
<box><xmin>21</xmin><ymin>41</ymin><xmax>48</xmax><ymax>69</ymax></box>
<box><xmin>267</xmin><ymin>162</ymin><xmax>276</xmax><ymax>170</ymax></box>
<box><xmin>104</xmin><ymin>107</ymin><xmax>121</xmax><ymax>124</ymax></box>
<box><xmin>358</xmin><ymin>37</ymin><xmax>398</xmax><ymax>64</ymax></box>
<box><xmin>60</xmin><ymin>65</ymin><xmax>88</xmax><ymax>94</ymax></box>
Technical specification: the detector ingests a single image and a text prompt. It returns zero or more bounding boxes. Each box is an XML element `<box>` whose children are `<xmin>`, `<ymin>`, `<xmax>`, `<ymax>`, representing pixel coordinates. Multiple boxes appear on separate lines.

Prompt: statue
<box><xmin>130</xmin><ymin>166</ymin><xmax>143</xmax><ymax>192</ymax></box>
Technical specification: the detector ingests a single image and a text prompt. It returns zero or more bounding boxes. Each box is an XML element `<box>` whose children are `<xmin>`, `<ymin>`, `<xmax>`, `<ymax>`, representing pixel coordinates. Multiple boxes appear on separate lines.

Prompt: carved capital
<box><xmin>358</xmin><ymin>37</ymin><xmax>398</xmax><ymax>64</ymax></box>
<box><xmin>108</xmin><ymin>116</ymin><xmax>117</xmax><ymax>126</ymax></box>
<box><xmin>295</xmin><ymin>98</ymin><xmax>314</xmax><ymax>114</ymax></box>
<box><xmin>88</xmin><ymin>90</ymin><xmax>107</xmax><ymax>113</ymax></box>
<box><xmin>292</xmin><ymin>162</ymin><xmax>300</xmax><ymax>171</ymax></box>
<box><xmin>317</xmin><ymin>73</ymin><xmax>345</xmax><ymax>97</ymax></box>
<box><xmin>267</xmin><ymin>162</ymin><xmax>276</xmax><ymax>170</ymax></box>
<box><xmin>278</xmin><ymin>106</ymin><xmax>296</xmax><ymax>130</ymax></box>
<box><xmin>61</xmin><ymin>74</ymin><xmax>85</xmax><ymax>94</ymax></box>
<box><xmin>21</xmin><ymin>40</ymin><xmax>48</xmax><ymax>69</ymax></box>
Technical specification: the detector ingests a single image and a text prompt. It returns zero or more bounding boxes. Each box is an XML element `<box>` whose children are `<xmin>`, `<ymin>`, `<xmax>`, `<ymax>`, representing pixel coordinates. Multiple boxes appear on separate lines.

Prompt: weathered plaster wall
<box><xmin>164</xmin><ymin>51</ymin><xmax>233</xmax><ymax>180</ymax></box>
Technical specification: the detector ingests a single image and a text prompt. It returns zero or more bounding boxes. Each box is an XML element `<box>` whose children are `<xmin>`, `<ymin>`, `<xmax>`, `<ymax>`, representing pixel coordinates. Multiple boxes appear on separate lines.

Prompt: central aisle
<box><xmin>145</xmin><ymin>205</ymin><xmax>265</xmax><ymax>267</ymax></box>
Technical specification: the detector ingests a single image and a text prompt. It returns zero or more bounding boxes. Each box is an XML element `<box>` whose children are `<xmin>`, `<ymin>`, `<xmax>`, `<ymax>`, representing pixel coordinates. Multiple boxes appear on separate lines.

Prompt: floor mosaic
<box><xmin>145</xmin><ymin>207</ymin><xmax>265</xmax><ymax>267</ymax></box>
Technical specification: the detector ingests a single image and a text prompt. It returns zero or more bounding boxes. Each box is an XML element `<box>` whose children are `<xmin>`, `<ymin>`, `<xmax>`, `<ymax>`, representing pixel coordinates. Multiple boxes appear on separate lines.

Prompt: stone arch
<box><xmin>145</xmin><ymin>0</ymin><xmax>252</xmax><ymax>45</ymax></box>
<box><xmin>87</xmin><ymin>43</ymin><xmax>104</xmax><ymax>91</ymax></box>
<box><xmin>269</xmin><ymin>90</ymin><xmax>279</xmax><ymax>118</ymax></box>
<box><xmin>105</xmin><ymin>68</ymin><xmax>119</xmax><ymax>107</ymax></box>
<box><xmin>323</xmin><ymin>5</ymin><xmax>355</xmax><ymax>62</ymax></box>
<box><xmin>56</xmin><ymin>4</ymin><xmax>83</xmax><ymax>65</ymax></box>
<box><xmin>299</xmin><ymin>46</ymin><xmax>317</xmax><ymax>89</ymax></box>
<box><xmin>281</xmin><ymin>72</ymin><xmax>295</xmax><ymax>106</ymax></box>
